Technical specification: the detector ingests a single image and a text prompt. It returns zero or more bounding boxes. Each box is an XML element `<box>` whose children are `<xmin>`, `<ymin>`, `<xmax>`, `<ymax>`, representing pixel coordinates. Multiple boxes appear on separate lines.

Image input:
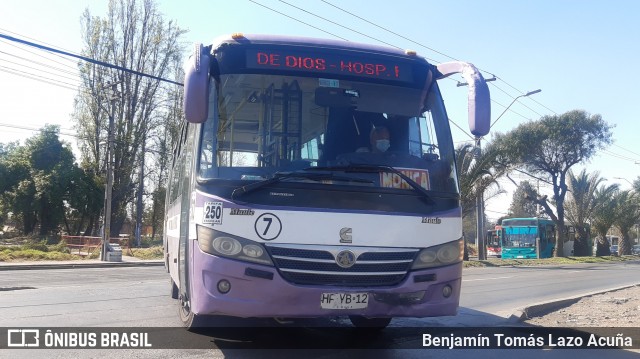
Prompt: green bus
<box><xmin>500</xmin><ymin>218</ymin><xmax>555</xmax><ymax>259</ymax></box>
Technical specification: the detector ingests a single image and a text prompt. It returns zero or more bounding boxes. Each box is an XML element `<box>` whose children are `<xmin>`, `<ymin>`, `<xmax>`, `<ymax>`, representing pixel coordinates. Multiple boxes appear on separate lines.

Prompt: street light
<box><xmin>490</xmin><ymin>89</ymin><xmax>542</xmax><ymax>129</ymax></box>
<box><xmin>475</xmin><ymin>89</ymin><xmax>541</xmax><ymax>260</ymax></box>
<box><xmin>614</xmin><ymin>177</ymin><xmax>633</xmax><ymax>186</ymax></box>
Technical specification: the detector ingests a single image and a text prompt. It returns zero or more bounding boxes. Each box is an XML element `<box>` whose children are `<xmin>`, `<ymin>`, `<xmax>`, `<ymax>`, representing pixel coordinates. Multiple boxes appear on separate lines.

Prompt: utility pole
<box><xmin>475</xmin><ymin>89</ymin><xmax>542</xmax><ymax>260</ymax></box>
<box><xmin>101</xmin><ymin>82</ymin><xmax>119</xmax><ymax>261</ymax></box>
<box><xmin>475</xmin><ymin>136</ymin><xmax>486</xmax><ymax>260</ymax></box>
<box><xmin>135</xmin><ymin>136</ymin><xmax>145</xmax><ymax>248</ymax></box>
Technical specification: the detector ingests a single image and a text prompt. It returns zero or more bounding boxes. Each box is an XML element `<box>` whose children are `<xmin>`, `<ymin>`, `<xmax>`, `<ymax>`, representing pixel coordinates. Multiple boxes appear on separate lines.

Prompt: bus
<box><xmin>500</xmin><ymin>218</ymin><xmax>555</xmax><ymax>259</ymax></box>
<box><xmin>165</xmin><ymin>33</ymin><xmax>491</xmax><ymax>329</ymax></box>
<box><xmin>486</xmin><ymin>225</ymin><xmax>502</xmax><ymax>257</ymax></box>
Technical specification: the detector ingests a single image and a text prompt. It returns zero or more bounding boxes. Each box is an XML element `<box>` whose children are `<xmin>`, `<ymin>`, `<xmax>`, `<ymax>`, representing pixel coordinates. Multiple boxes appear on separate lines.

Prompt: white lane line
<box><xmin>462</xmin><ymin>276</ymin><xmax>514</xmax><ymax>282</ymax></box>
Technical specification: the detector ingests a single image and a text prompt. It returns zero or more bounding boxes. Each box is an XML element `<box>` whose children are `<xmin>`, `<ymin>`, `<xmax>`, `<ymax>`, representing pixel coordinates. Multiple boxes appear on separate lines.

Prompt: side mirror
<box><xmin>435</xmin><ymin>62</ymin><xmax>490</xmax><ymax>137</ymax></box>
<box><xmin>183</xmin><ymin>43</ymin><xmax>210</xmax><ymax>123</ymax></box>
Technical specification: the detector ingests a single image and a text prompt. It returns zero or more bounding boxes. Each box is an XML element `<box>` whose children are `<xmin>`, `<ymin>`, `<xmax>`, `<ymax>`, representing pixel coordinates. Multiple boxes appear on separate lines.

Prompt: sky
<box><xmin>1</xmin><ymin>0</ymin><xmax>639</xmax><ymax>221</ymax></box>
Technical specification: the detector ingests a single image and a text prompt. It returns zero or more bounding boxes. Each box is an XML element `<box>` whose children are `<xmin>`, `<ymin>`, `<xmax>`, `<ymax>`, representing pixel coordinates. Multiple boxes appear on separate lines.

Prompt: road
<box><xmin>1</xmin><ymin>261</ymin><xmax>639</xmax><ymax>358</ymax></box>
<box><xmin>460</xmin><ymin>261</ymin><xmax>640</xmax><ymax>316</ymax></box>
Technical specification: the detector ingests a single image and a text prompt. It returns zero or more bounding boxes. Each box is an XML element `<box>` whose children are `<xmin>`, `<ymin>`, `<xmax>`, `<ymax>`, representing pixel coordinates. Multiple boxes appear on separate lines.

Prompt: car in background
<box><xmin>610</xmin><ymin>245</ymin><xmax>619</xmax><ymax>256</ymax></box>
<box><xmin>632</xmin><ymin>244</ymin><xmax>640</xmax><ymax>255</ymax></box>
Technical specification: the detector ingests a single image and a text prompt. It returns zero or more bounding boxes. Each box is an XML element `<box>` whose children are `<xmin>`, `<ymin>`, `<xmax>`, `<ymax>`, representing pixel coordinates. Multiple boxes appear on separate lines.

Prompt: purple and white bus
<box><xmin>165</xmin><ymin>33</ymin><xmax>490</xmax><ymax>328</ymax></box>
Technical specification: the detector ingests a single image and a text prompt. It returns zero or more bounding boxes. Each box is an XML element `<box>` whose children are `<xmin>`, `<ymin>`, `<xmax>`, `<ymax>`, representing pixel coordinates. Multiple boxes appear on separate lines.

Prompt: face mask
<box><xmin>376</xmin><ymin>139</ymin><xmax>390</xmax><ymax>152</ymax></box>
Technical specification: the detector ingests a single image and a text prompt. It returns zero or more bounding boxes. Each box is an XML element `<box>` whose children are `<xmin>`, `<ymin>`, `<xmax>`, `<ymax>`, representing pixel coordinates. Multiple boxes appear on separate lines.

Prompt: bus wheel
<box><xmin>348</xmin><ymin>316</ymin><xmax>391</xmax><ymax>329</ymax></box>
<box><xmin>170</xmin><ymin>279</ymin><xmax>179</xmax><ymax>300</ymax></box>
<box><xmin>179</xmin><ymin>297</ymin><xmax>205</xmax><ymax>329</ymax></box>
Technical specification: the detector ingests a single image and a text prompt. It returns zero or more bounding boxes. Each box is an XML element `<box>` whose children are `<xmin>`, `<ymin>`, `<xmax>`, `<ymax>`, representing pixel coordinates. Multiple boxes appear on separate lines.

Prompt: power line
<box><xmin>0</xmin><ymin>32</ymin><xmax>183</xmax><ymax>86</ymax></box>
<box><xmin>612</xmin><ymin>144</ymin><xmax>640</xmax><ymax>158</ymax></box>
<box><xmin>0</xmin><ymin>27</ymin><xmax>83</xmax><ymax>65</ymax></box>
<box><xmin>0</xmin><ymin>65</ymin><xmax>80</xmax><ymax>90</ymax></box>
<box><xmin>0</xmin><ymin>122</ymin><xmax>77</xmax><ymax>137</ymax></box>
<box><xmin>0</xmin><ymin>59</ymin><xmax>183</xmax><ymax>113</ymax></box>
<box><xmin>488</xmin><ymin>98</ymin><xmax>531</xmax><ymax>124</ymax></box>
<box><xmin>485</xmin><ymin>209</ymin><xmax>509</xmax><ymax>215</ymax></box>
<box><xmin>0</xmin><ymin>39</ymin><xmax>81</xmax><ymax>74</ymax></box>
<box><xmin>489</xmin><ymin>82</ymin><xmax>544</xmax><ymax>118</ymax></box>
<box><xmin>0</xmin><ymin>57</ymin><xmax>81</xmax><ymax>84</ymax></box>
<box><xmin>319</xmin><ymin>0</ymin><xmax>452</xmax><ymax>63</ymax></box>
<box><xmin>448</xmin><ymin>118</ymin><xmax>475</xmax><ymax>141</ymax></box>
<box><xmin>247</xmin><ymin>0</ymin><xmax>350</xmax><ymax>41</ymax></box>
<box><xmin>277</xmin><ymin>0</ymin><xmax>404</xmax><ymax>51</ymax></box>
<box><xmin>601</xmin><ymin>149</ymin><xmax>639</xmax><ymax>163</ymax></box>
<box><xmin>0</xmin><ymin>122</ymin><xmax>171</xmax><ymax>156</ymax></box>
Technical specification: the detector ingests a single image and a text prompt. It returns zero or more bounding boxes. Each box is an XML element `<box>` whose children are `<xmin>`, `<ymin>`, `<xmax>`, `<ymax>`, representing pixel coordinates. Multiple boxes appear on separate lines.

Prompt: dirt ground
<box><xmin>525</xmin><ymin>284</ymin><xmax>640</xmax><ymax>327</ymax></box>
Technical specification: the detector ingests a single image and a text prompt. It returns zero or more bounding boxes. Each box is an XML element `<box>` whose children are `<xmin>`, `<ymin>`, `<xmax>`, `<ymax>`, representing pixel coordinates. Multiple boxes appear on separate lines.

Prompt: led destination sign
<box><xmin>246</xmin><ymin>49</ymin><xmax>414</xmax><ymax>83</ymax></box>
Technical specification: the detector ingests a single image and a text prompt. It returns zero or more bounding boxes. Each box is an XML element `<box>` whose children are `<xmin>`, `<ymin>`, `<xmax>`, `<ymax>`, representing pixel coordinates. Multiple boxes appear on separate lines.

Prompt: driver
<box><xmin>357</xmin><ymin>126</ymin><xmax>391</xmax><ymax>153</ymax></box>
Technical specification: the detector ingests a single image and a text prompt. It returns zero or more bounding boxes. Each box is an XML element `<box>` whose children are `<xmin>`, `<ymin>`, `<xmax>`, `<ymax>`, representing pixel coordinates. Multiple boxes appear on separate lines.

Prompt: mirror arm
<box><xmin>435</xmin><ymin>62</ymin><xmax>490</xmax><ymax>137</ymax></box>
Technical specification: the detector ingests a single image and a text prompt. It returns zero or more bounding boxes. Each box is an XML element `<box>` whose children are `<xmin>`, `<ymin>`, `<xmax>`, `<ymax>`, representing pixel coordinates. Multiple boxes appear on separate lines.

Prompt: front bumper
<box><xmin>189</xmin><ymin>243</ymin><xmax>461</xmax><ymax>318</ymax></box>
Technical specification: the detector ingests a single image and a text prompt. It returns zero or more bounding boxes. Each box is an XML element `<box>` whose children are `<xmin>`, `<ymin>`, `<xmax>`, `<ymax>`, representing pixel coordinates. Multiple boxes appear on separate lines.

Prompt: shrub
<box><xmin>22</xmin><ymin>240</ymin><xmax>49</xmax><ymax>252</ymax></box>
<box><xmin>129</xmin><ymin>246</ymin><xmax>163</xmax><ymax>259</ymax></box>
<box><xmin>50</xmin><ymin>240</ymin><xmax>70</xmax><ymax>254</ymax></box>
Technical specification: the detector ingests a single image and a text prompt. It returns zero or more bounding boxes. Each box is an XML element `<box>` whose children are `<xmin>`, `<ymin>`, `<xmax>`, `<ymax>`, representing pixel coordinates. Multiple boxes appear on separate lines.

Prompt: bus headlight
<box><xmin>412</xmin><ymin>239</ymin><xmax>463</xmax><ymax>270</ymax></box>
<box><xmin>197</xmin><ymin>225</ymin><xmax>274</xmax><ymax>266</ymax></box>
<box><xmin>212</xmin><ymin>237</ymin><xmax>242</xmax><ymax>256</ymax></box>
<box><xmin>242</xmin><ymin>244</ymin><xmax>264</xmax><ymax>258</ymax></box>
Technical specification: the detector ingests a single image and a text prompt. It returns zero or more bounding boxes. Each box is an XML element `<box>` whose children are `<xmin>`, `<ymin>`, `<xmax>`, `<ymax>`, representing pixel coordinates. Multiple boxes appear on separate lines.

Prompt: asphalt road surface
<box><xmin>1</xmin><ymin>261</ymin><xmax>639</xmax><ymax>358</ymax></box>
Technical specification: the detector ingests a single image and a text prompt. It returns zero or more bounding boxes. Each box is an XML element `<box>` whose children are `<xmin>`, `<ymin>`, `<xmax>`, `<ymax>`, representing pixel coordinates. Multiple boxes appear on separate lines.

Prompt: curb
<box><xmin>508</xmin><ymin>283</ymin><xmax>640</xmax><ymax>323</ymax></box>
<box><xmin>0</xmin><ymin>260</ymin><xmax>164</xmax><ymax>271</ymax></box>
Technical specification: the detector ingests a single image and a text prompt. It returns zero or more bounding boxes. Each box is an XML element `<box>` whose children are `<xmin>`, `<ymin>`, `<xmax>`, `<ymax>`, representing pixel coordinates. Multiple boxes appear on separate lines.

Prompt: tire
<box><xmin>170</xmin><ymin>279</ymin><xmax>179</xmax><ymax>300</ymax></box>
<box><xmin>178</xmin><ymin>296</ymin><xmax>206</xmax><ymax>329</ymax></box>
<box><xmin>348</xmin><ymin>316</ymin><xmax>391</xmax><ymax>329</ymax></box>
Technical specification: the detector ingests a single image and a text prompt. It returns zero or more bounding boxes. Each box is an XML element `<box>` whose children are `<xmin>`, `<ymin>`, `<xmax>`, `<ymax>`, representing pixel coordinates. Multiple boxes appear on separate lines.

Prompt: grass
<box><xmin>0</xmin><ymin>248</ymin><xmax>77</xmax><ymax>261</ymax></box>
<box><xmin>0</xmin><ymin>236</ymin><xmax>165</xmax><ymax>261</ymax></box>
<box><xmin>463</xmin><ymin>255</ymin><xmax>639</xmax><ymax>268</ymax></box>
<box><xmin>125</xmin><ymin>246</ymin><xmax>163</xmax><ymax>260</ymax></box>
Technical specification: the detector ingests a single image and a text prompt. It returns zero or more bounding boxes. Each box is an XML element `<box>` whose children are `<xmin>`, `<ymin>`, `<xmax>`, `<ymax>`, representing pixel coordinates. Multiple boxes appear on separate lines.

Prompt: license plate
<box><xmin>320</xmin><ymin>293</ymin><xmax>368</xmax><ymax>309</ymax></box>
<box><xmin>516</xmin><ymin>255</ymin><xmax>524</xmax><ymax>258</ymax></box>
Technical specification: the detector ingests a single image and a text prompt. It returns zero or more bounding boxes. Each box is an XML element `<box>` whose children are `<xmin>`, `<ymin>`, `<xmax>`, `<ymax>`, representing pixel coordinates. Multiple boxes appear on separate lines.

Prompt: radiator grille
<box><xmin>267</xmin><ymin>245</ymin><xmax>418</xmax><ymax>287</ymax></box>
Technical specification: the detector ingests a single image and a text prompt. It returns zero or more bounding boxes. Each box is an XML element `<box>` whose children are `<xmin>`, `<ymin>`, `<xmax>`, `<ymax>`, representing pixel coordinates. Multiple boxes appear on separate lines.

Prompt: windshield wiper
<box><xmin>309</xmin><ymin>163</ymin><xmax>435</xmax><ymax>204</ymax></box>
<box><xmin>231</xmin><ymin>170</ymin><xmax>373</xmax><ymax>199</ymax></box>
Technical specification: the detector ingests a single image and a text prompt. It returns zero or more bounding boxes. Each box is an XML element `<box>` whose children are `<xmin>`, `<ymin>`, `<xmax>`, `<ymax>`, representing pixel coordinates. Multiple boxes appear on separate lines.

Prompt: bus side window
<box><xmin>546</xmin><ymin>225</ymin><xmax>555</xmax><ymax>245</ymax></box>
<box><xmin>168</xmin><ymin>123</ymin><xmax>187</xmax><ymax>204</ymax></box>
<box><xmin>409</xmin><ymin>116</ymin><xmax>439</xmax><ymax>160</ymax></box>
<box><xmin>199</xmin><ymin>118</ymin><xmax>216</xmax><ymax>177</ymax></box>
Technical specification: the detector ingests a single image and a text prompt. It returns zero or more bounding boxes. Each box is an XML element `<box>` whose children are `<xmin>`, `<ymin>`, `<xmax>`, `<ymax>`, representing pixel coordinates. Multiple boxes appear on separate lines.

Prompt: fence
<box><xmin>61</xmin><ymin>235</ymin><xmax>130</xmax><ymax>256</ymax></box>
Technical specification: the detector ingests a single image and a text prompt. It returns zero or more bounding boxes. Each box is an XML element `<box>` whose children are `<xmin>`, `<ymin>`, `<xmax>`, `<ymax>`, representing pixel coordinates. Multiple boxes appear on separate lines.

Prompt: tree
<box><xmin>28</xmin><ymin>125</ymin><xmax>80</xmax><ymax>235</ymax></box>
<box><xmin>508</xmin><ymin>180</ymin><xmax>538</xmax><ymax>218</ymax></box>
<box><xmin>564</xmin><ymin>170</ymin><xmax>604</xmax><ymax>256</ymax></box>
<box><xmin>73</xmin><ymin>0</ymin><xmax>186</xmax><ymax>236</ymax></box>
<box><xmin>590</xmin><ymin>184</ymin><xmax>619</xmax><ymax>256</ymax></box>
<box><xmin>613</xmin><ymin>190</ymin><xmax>640</xmax><ymax>255</ymax></box>
<box><xmin>455</xmin><ymin>143</ymin><xmax>506</xmax><ymax>220</ymax></box>
<box><xmin>66</xmin><ymin>167</ymin><xmax>104</xmax><ymax>236</ymax></box>
<box><xmin>0</xmin><ymin>142</ymin><xmax>34</xmax><ymax>233</ymax></box>
<box><xmin>456</xmin><ymin>142</ymin><xmax>505</xmax><ymax>260</ymax></box>
<box><xmin>145</xmin><ymin>63</ymin><xmax>183</xmax><ymax>241</ymax></box>
<box><xmin>493</xmin><ymin>110</ymin><xmax>613</xmax><ymax>257</ymax></box>
<box><xmin>0</xmin><ymin>126</ymin><xmax>81</xmax><ymax>236</ymax></box>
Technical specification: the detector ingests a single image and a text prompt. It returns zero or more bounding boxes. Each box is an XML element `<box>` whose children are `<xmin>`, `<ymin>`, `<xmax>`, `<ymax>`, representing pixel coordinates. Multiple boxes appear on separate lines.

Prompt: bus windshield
<box><xmin>503</xmin><ymin>226</ymin><xmax>538</xmax><ymax>248</ymax></box>
<box><xmin>198</xmin><ymin>73</ymin><xmax>458</xmax><ymax>194</ymax></box>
